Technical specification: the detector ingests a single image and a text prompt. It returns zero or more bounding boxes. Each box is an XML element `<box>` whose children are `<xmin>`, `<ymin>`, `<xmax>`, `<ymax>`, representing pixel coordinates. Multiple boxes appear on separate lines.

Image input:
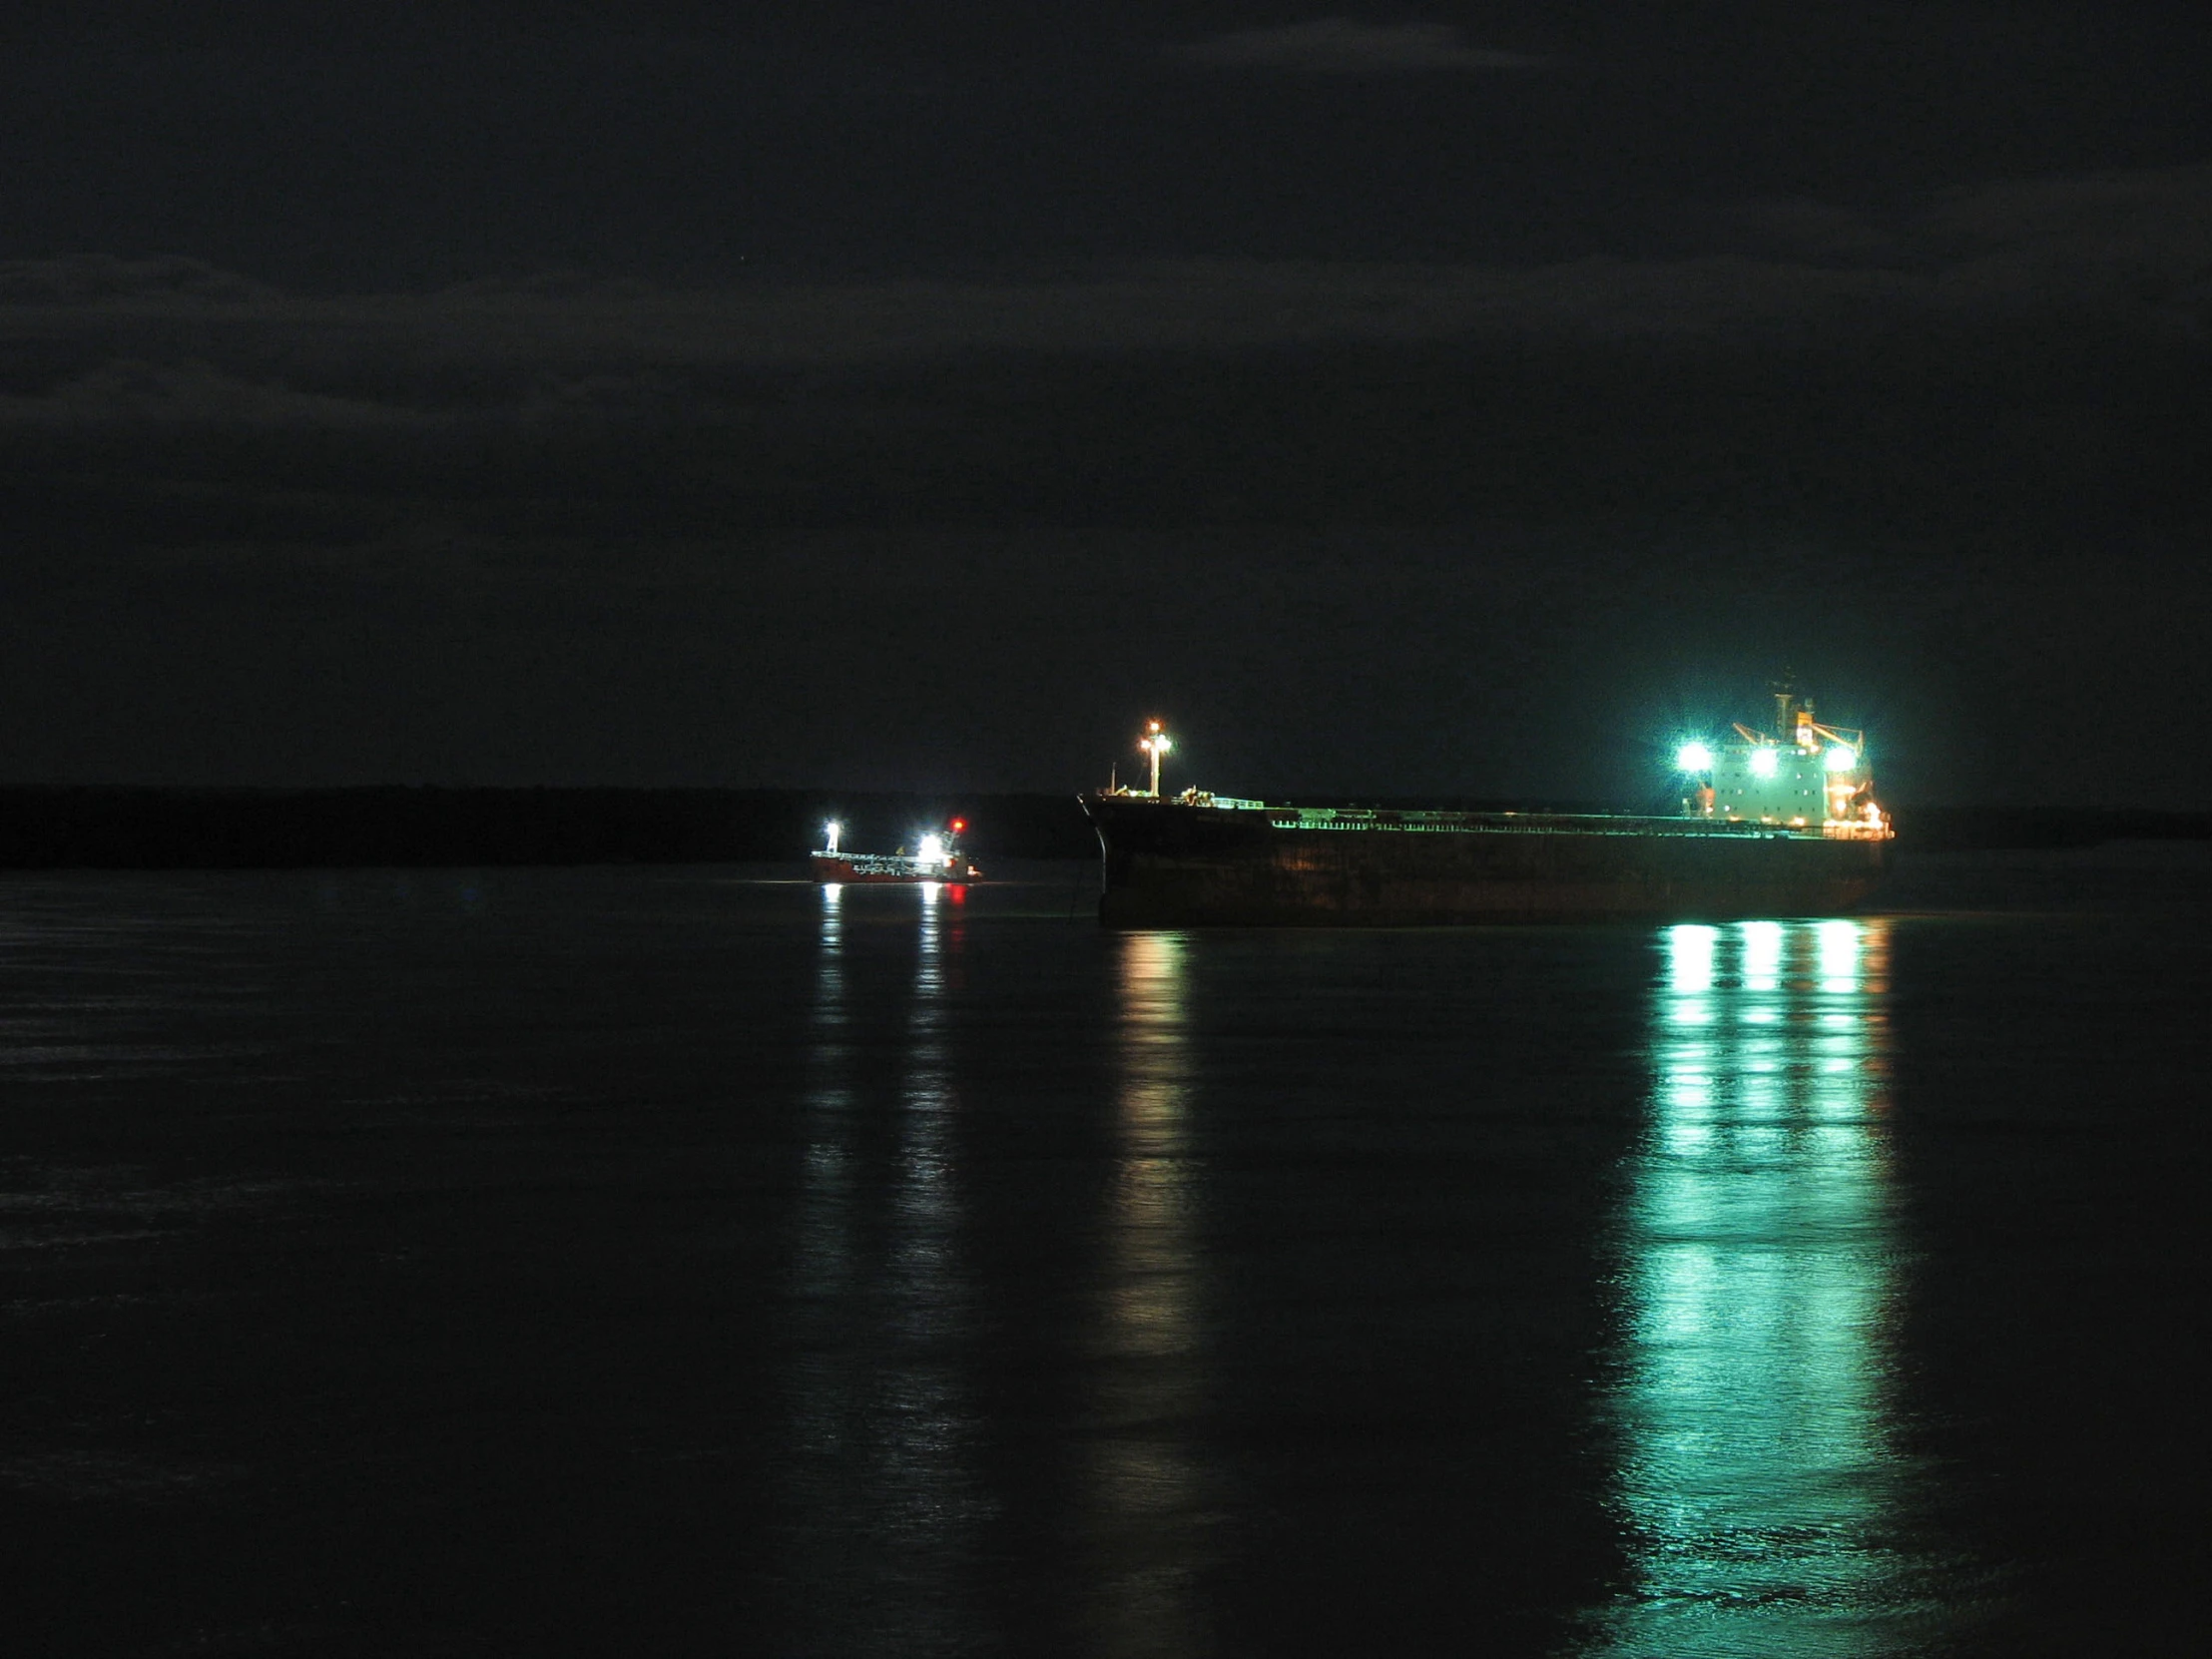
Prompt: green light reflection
<box><xmin>1581</xmin><ymin>919</ymin><xmax>1935</xmax><ymax>1657</ymax></box>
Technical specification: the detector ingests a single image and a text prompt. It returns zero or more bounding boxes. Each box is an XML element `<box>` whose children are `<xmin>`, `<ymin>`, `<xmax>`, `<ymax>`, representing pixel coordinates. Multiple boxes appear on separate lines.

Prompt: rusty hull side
<box><xmin>1082</xmin><ymin>797</ymin><xmax>1893</xmax><ymax>926</ymax></box>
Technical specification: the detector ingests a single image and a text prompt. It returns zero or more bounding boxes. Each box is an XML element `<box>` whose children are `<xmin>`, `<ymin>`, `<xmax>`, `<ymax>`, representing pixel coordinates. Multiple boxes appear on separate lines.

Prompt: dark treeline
<box><xmin>1886</xmin><ymin>805</ymin><xmax>2211</xmax><ymax>851</ymax></box>
<box><xmin>0</xmin><ymin>789</ymin><xmax>2203</xmax><ymax>870</ymax></box>
<box><xmin>0</xmin><ymin>789</ymin><xmax>1099</xmax><ymax>869</ymax></box>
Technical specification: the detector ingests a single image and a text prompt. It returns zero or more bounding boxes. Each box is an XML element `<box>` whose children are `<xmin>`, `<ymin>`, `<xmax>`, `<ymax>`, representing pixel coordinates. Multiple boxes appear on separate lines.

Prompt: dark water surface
<box><xmin>3</xmin><ymin>849</ymin><xmax>2207</xmax><ymax>1657</ymax></box>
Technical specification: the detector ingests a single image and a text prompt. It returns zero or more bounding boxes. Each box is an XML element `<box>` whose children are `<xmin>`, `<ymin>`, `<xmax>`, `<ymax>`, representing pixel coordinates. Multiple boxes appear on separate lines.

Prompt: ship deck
<box><xmin>1113</xmin><ymin>799</ymin><xmax>1890</xmax><ymax>843</ymax></box>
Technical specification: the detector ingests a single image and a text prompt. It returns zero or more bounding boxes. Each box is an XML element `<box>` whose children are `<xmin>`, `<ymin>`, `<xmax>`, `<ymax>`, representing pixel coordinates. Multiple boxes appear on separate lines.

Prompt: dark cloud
<box><xmin>4</xmin><ymin>0</ymin><xmax>2208</xmax><ymax>806</ymax></box>
<box><xmin>6</xmin><ymin>172</ymin><xmax>2206</xmax><ymax>797</ymax></box>
<box><xmin>8</xmin><ymin>7</ymin><xmax>2209</xmax><ymax>284</ymax></box>
<box><xmin>1166</xmin><ymin>19</ymin><xmax>1545</xmax><ymax>74</ymax></box>
<box><xmin>1717</xmin><ymin>200</ymin><xmax>1902</xmax><ymax>266</ymax></box>
<box><xmin>0</xmin><ymin>359</ymin><xmax>442</xmax><ymax>430</ymax></box>
<box><xmin>4</xmin><ymin>164</ymin><xmax>2207</xmax><ymax>438</ymax></box>
<box><xmin>0</xmin><ymin>255</ymin><xmax>279</xmax><ymax>306</ymax></box>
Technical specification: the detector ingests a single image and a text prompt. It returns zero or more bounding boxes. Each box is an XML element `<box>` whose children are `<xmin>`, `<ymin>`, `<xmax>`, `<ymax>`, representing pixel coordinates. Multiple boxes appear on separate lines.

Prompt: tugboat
<box><xmin>811</xmin><ymin>817</ymin><xmax>983</xmax><ymax>884</ymax></box>
<box><xmin>1081</xmin><ymin>691</ymin><xmax>1893</xmax><ymax>926</ymax></box>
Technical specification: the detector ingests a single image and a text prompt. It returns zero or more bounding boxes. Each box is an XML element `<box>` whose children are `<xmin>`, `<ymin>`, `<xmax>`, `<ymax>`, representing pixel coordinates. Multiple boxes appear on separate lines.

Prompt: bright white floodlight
<box><xmin>1750</xmin><ymin>747</ymin><xmax>1780</xmax><ymax>778</ymax></box>
<box><xmin>1675</xmin><ymin>742</ymin><xmax>1714</xmax><ymax>773</ymax></box>
<box><xmin>916</xmin><ymin>832</ymin><xmax>947</xmax><ymax>866</ymax></box>
<box><xmin>1138</xmin><ymin>720</ymin><xmax>1173</xmax><ymax>797</ymax></box>
<box><xmin>1823</xmin><ymin>745</ymin><xmax>1858</xmax><ymax>772</ymax></box>
<box><xmin>824</xmin><ymin>821</ymin><xmax>841</xmax><ymax>853</ymax></box>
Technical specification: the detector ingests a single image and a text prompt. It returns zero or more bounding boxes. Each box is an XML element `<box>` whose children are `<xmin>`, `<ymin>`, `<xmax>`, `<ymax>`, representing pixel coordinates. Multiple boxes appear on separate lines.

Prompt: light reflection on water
<box><xmin>883</xmin><ymin>882</ymin><xmax>989</xmax><ymax>1623</ymax></box>
<box><xmin>1088</xmin><ymin>930</ymin><xmax>1211</xmax><ymax>1657</ymax></box>
<box><xmin>786</xmin><ymin>881</ymin><xmax>989</xmax><ymax>1650</ymax></box>
<box><xmin>14</xmin><ymin>864</ymin><xmax>2204</xmax><ymax>1654</ymax></box>
<box><xmin>1581</xmin><ymin>918</ymin><xmax>1938</xmax><ymax>1658</ymax></box>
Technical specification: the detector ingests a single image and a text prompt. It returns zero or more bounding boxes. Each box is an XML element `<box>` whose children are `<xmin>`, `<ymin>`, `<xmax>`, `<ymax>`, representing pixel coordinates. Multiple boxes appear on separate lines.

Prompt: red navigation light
<box><xmin>950</xmin><ymin>818</ymin><xmax>967</xmax><ymax>833</ymax></box>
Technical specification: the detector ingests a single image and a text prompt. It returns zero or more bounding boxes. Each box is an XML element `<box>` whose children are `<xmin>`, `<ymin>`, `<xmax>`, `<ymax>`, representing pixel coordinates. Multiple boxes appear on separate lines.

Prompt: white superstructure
<box><xmin>1677</xmin><ymin>685</ymin><xmax>1888</xmax><ymax>835</ymax></box>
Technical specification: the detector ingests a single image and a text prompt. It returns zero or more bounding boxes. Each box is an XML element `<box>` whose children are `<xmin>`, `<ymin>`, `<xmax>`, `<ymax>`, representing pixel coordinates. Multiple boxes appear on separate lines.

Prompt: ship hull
<box><xmin>1082</xmin><ymin>796</ymin><xmax>1892</xmax><ymax>926</ymax></box>
<box><xmin>812</xmin><ymin>854</ymin><xmax>977</xmax><ymax>884</ymax></box>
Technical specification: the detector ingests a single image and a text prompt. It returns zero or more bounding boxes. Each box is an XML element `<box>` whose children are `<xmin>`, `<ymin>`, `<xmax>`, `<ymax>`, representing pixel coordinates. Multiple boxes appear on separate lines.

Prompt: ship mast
<box><xmin>1139</xmin><ymin>720</ymin><xmax>1173</xmax><ymax>798</ymax></box>
<box><xmin>1772</xmin><ymin>670</ymin><xmax>1823</xmax><ymax>752</ymax></box>
<box><xmin>1771</xmin><ymin>671</ymin><xmax>1797</xmax><ymax>742</ymax></box>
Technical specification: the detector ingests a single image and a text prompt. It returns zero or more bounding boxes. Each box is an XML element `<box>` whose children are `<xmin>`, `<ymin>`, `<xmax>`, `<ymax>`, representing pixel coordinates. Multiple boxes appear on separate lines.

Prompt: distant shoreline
<box><xmin>0</xmin><ymin>788</ymin><xmax>2203</xmax><ymax>870</ymax></box>
<box><xmin>0</xmin><ymin>787</ymin><xmax>1096</xmax><ymax>870</ymax></box>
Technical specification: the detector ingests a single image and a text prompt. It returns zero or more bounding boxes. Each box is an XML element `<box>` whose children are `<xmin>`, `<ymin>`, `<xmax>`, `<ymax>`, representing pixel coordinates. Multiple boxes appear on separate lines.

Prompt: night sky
<box><xmin>5</xmin><ymin>4</ymin><xmax>2209</xmax><ymax>808</ymax></box>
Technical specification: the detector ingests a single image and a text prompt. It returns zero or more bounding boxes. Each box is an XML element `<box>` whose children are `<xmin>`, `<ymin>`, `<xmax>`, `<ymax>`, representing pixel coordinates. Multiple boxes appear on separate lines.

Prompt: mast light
<box><xmin>1138</xmin><ymin>720</ymin><xmax>1174</xmax><ymax>797</ymax></box>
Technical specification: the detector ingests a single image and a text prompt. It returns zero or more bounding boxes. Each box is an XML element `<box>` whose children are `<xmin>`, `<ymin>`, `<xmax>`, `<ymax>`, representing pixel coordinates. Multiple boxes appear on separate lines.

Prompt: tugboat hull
<box><xmin>811</xmin><ymin>853</ymin><xmax>979</xmax><ymax>884</ymax></box>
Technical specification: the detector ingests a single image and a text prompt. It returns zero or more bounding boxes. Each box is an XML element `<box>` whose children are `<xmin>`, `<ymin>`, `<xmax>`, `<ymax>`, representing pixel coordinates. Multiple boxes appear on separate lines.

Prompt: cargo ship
<box><xmin>1081</xmin><ymin>697</ymin><xmax>1893</xmax><ymax>926</ymax></box>
<box><xmin>811</xmin><ymin>817</ymin><xmax>983</xmax><ymax>884</ymax></box>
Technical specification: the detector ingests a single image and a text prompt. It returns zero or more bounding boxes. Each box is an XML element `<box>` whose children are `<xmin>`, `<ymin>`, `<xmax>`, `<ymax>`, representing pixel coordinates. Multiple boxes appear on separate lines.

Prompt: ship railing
<box><xmin>1098</xmin><ymin>792</ymin><xmax>1891</xmax><ymax>841</ymax></box>
<box><xmin>1258</xmin><ymin>811</ymin><xmax>1832</xmax><ymax>839</ymax></box>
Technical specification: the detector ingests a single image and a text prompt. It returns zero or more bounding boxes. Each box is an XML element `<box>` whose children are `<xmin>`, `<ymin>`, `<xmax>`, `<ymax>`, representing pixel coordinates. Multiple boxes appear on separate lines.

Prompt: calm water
<box><xmin>3</xmin><ymin>848</ymin><xmax>2207</xmax><ymax>1657</ymax></box>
